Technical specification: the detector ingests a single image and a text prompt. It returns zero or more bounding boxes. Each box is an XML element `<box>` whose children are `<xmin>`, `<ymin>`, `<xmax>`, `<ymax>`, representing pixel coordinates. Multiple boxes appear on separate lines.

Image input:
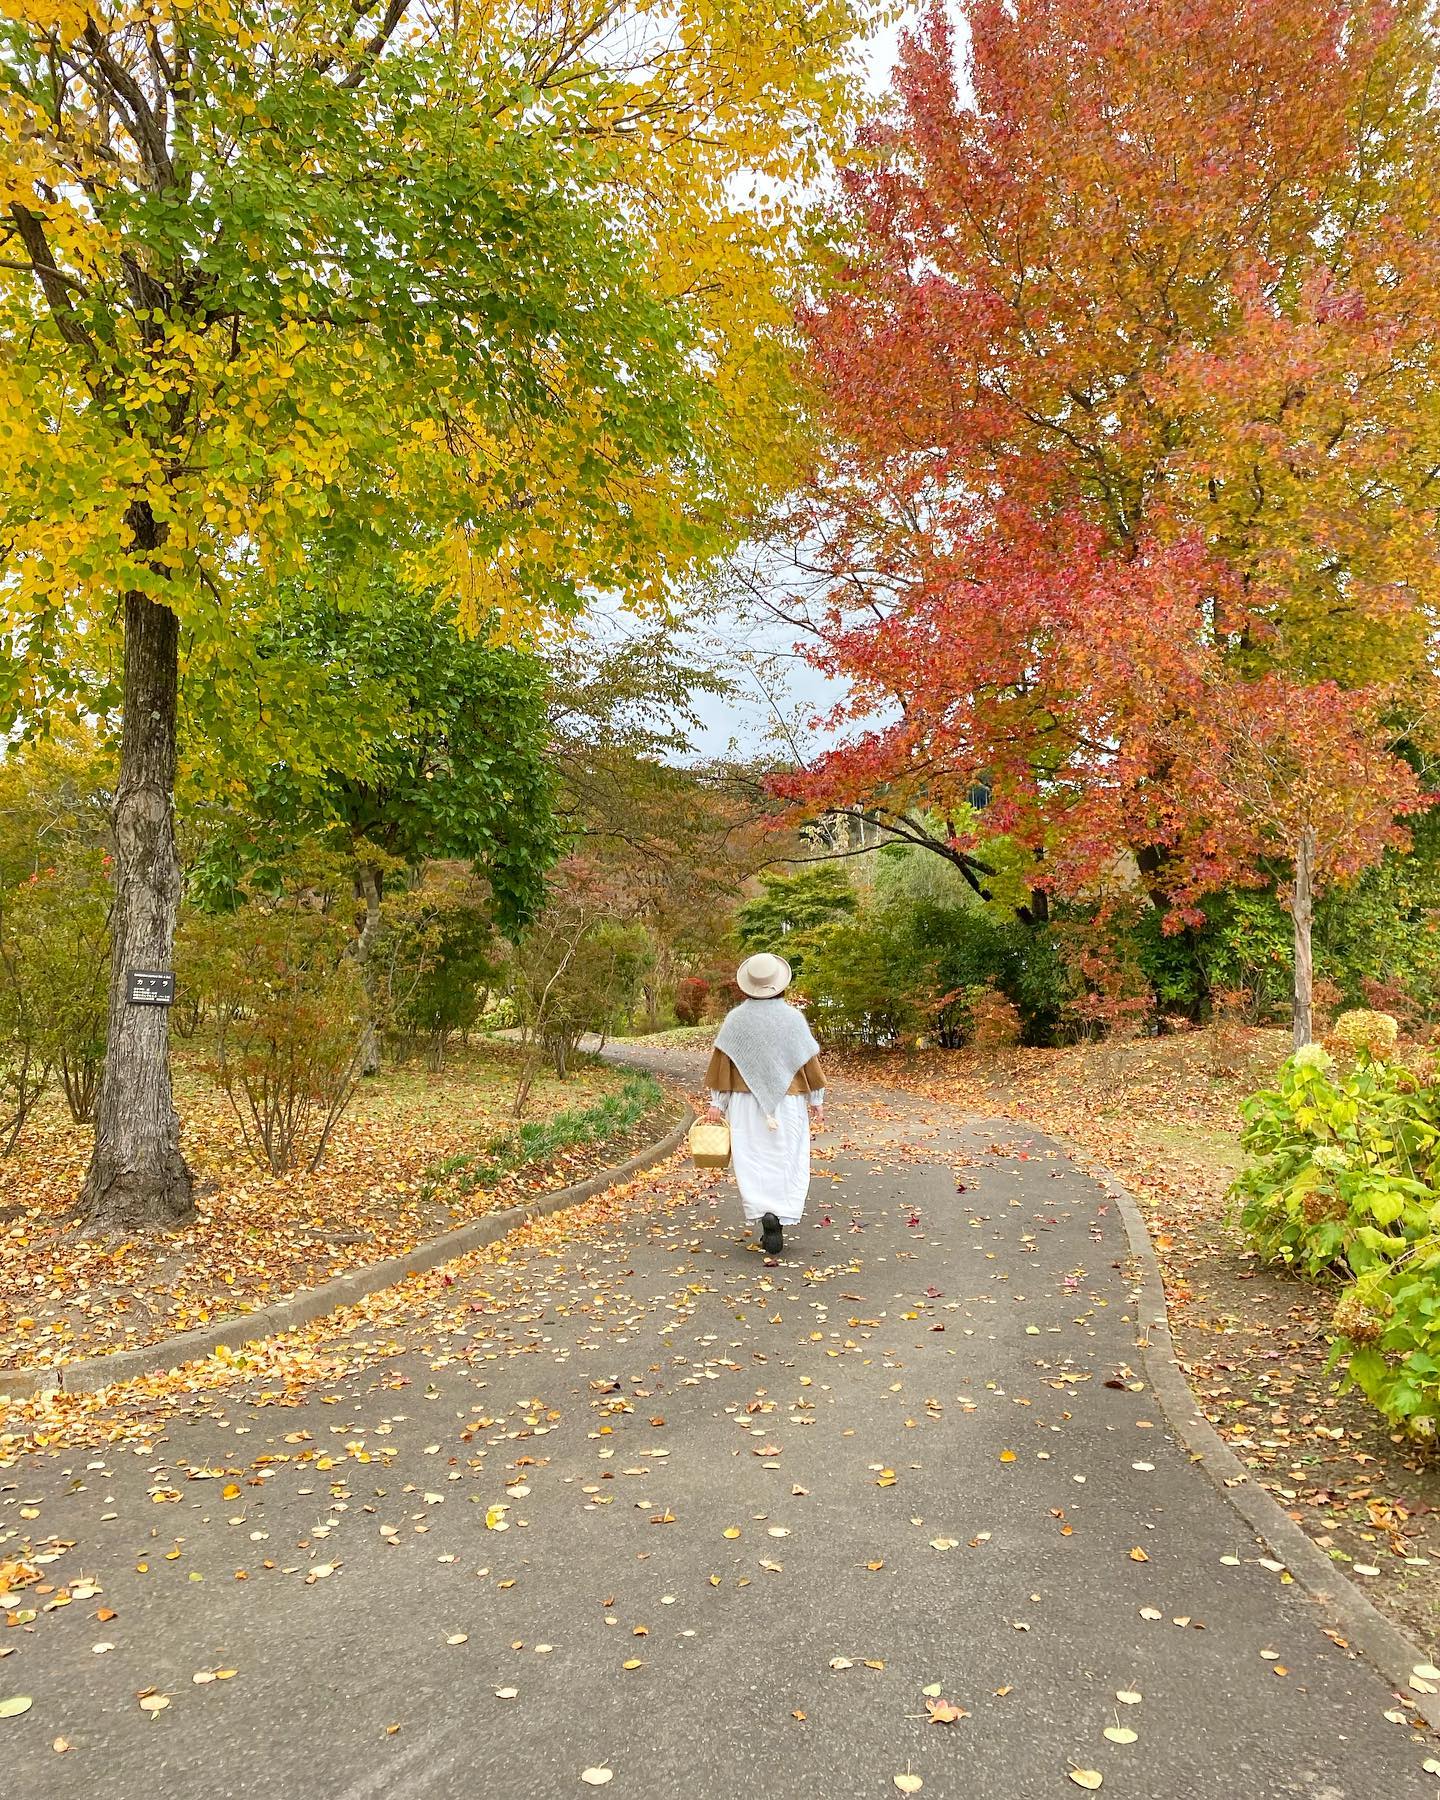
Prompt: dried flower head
<box><xmin>1331</xmin><ymin>1009</ymin><xmax>1400</xmax><ymax>1062</ymax></box>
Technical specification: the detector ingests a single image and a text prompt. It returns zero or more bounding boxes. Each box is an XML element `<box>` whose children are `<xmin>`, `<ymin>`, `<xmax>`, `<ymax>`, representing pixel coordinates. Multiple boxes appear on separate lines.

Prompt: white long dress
<box><xmin>708</xmin><ymin>1087</ymin><xmax>824</xmax><ymax>1227</ymax></box>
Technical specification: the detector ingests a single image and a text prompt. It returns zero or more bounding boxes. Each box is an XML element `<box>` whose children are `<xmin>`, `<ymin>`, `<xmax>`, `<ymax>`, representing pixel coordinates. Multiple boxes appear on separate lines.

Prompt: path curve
<box><xmin>2</xmin><ymin>1054</ymin><xmax>1435</xmax><ymax>1799</ymax></box>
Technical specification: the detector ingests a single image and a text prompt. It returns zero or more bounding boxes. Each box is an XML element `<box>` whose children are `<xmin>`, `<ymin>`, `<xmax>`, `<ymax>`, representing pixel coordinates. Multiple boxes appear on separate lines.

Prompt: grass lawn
<box><xmin>0</xmin><ymin>1043</ymin><xmax>674</xmax><ymax>1376</ymax></box>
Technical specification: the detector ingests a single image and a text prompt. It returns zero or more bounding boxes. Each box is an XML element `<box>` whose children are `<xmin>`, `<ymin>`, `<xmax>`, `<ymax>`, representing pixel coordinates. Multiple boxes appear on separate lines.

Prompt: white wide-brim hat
<box><xmin>737</xmin><ymin>952</ymin><xmax>792</xmax><ymax>999</ymax></box>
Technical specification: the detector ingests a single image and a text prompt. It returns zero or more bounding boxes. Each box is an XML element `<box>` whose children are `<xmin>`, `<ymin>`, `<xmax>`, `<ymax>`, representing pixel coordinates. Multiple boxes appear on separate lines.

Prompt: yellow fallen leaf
<box><xmin>1128</xmin><ymin>1548</ymin><xmax>1149</xmax><ymax>1563</ymax></box>
<box><xmin>138</xmin><ymin>1695</ymin><xmax>169</xmax><ymax>1715</ymax></box>
<box><xmin>894</xmin><ymin>1777</ymin><xmax>923</xmax><ymax>1795</ymax></box>
<box><xmin>723</xmin><ymin>1527</ymin><xmax>741</xmax><ymax>1539</ymax></box>
<box><xmin>52</xmin><ymin>1737</ymin><xmax>70</xmax><ymax>1753</ymax></box>
<box><xmin>581</xmin><ymin>1770</ymin><xmax>614</xmax><ymax>1787</ymax></box>
<box><xmin>222</xmin><ymin>1485</ymin><xmax>240</xmax><ymax>1500</ymax></box>
<box><xmin>1070</xmin><ymin>1773</ymin><xmax>1103</xmax><ymax>1791</ymax></box>
<box><xmin>999</xmin><ymin>1451</ymin><xmax>1016</xmax><ymax>1463</ymax></box>
<box><xmin>1116</xmin><ymin>1691</ymin><xmax>1142</xmax><ymax>1705</ymax></box>
<box><xmin>446</xmin><ymin>1634</ymin><xmax>468</xmax><ymax>1646</ymax></box>
<box><xmin>622</xmin><ymin>1659</ymin><xmax>643</xmax><ymax>1670</ymax></box>
<box><xmin>1103</xmin><ymin>1727</ymin><xmax>1137</xmax><ymax>1745</ymax></box>
<box><xmin>0</xmin><ymin>1696</ymin><xmax>33</xmax><ymax>1719</ymax></box>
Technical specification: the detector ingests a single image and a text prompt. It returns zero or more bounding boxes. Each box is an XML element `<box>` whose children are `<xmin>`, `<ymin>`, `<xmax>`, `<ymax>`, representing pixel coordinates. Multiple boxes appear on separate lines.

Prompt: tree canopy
<box><xmin>782</xmin><ymin>0</ymin><xmax>1440</xmax><ymax>923</ymax></box>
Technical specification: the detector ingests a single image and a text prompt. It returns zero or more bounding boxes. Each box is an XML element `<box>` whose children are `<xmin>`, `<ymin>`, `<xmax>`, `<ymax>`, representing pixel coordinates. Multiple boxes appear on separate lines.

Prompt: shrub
<box><xmin>967</xmin><ymin>983</ymin><xmax>1022</xmax><ymax>1052</ymax></box>
<box><xmin>506</xmin><ymin>862</ymin><xmax>653</xmax><ymax>1106</ymax></box>
<box><xmin>0</xmin><ymin>927</ymin><xmax>48</xmax><ymax>1154</ymax></box>
<box><xmin>196</xmin><ymin>902</ymin><xmax>367</xmax><ymax>1174</ymax></box>
<box><xmin>789</xmin><ymin>890</ymin><xmax>1067</xmax><ymax>1049</ymax></box>
<box><xmin>1054</xmin><ymin>904</ymin><xmax>1155</xmax><ymax>1041</ymax></box>
<box><xmin>674</xmin><ymin>977</ymin><xmax>710</xmax><ymax>1027</ymax></box>
<box><xmin>5</xmin><ymin>852</ymin><xmax>112</xmax><ymax>1123</ymax></box>
<box><xmin>1331</xmin><ymin>1244</ymin><xmax>1440</xmax><ymax>1442</ymax></box>
<box><xmin>800</xmin><ymin>911</ymin><xmax>934</xmax><ymax>1048</ymax></box>
<box><xmin>1330</xmin><ymin>1008</ymin><xmax>1399</xmax><ymax>1063</ymax></box>
<box><xmin>1233</xmin><ymin>1045</ymin><xmax>1440</xmax><ymax>1278</ymax></box>
<box><xmin>385</xmin><ymin>877</ymin><xmax>498</xmax><ymax>1070</ymax></box>
<box><xmin>479</xmin><ymin>995</ymin><xmax>519</xmax><ymax>1032</ymax></box>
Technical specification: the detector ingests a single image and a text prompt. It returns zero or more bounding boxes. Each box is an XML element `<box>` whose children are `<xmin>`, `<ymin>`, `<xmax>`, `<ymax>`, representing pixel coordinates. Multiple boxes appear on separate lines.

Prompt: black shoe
<box><xmin>760</xmin><ymin>1212</ymin><xmax>783</xmax><ymax>1255</ymax></box>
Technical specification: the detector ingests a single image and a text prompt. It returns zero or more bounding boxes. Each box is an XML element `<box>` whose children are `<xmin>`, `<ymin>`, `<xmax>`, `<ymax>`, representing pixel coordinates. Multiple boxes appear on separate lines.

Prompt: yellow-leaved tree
<box><xmin>0</xmin><ymin>0</ymin><xmax>880</xmax><ymax>1230</ymax></box>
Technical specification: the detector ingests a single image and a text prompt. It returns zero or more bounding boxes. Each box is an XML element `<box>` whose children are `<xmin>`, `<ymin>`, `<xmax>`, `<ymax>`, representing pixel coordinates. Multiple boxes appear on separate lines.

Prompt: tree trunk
<box><xmin>77</xmin><ymin>583</ymin><xmax>194</xmax><ymax>1231</ymax></box>
<box><xmin>1291</xmin><ymin>824</ymin><xmax>1316</xmax><ymax>1051</ymax></box>
<box><xmin>356</xmin><ymin>865</ymin><xmax>383</xmax><ymax>1077</ymax></box>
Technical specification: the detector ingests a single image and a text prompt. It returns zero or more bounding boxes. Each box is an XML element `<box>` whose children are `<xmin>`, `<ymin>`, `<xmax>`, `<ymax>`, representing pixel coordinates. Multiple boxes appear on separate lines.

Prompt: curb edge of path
<box><xmin>1082</xmin><ymin>1144</ymin><xmax>1440</xmax><ymax>1730</ymax></box>
<box><xmin>1</xmin><ymin>1104</ymin><xmax>694</xmax><ymax>1409</ymax></box>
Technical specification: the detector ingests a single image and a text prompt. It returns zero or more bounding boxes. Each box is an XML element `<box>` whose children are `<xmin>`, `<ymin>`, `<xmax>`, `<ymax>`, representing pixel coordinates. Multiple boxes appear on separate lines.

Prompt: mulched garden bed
<box><xmin>1</xmin><ymin>1045</ymin><xmax>678</xmax><ymax>1378</ymax></box>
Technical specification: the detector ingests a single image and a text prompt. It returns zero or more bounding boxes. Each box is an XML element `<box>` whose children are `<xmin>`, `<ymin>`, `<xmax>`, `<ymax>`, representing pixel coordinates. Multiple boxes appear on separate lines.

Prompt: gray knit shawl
<box><xmin>714</xmin><ymin>998</ymin><xmax>820</xmax><ymax>1124</ymax></box>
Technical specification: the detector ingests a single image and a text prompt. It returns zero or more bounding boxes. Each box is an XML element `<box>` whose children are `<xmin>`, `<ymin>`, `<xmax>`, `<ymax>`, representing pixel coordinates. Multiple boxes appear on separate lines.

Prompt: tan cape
<box><xmin>705</xmin><ymin>1046</ymin><xmax>827</xmax><ymax>1099</ymax></box>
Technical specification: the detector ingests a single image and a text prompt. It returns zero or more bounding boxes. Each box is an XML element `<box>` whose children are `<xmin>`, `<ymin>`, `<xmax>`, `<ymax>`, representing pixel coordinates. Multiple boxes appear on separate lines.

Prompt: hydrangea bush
<box><xmin>1235</xmin><ymin>1015</ymin><xmax>1440</xmax><ymax>1439</ymax></box>
<box><xmin>1232</xmin><ymin>1028</ymin><xmax>1440</xmax><ymax>1278</ymax></box>
<box><xmin>1330</xmin><ymin>1246</ymin><xmax>1440</xmax><ymax>1442</ymax></box>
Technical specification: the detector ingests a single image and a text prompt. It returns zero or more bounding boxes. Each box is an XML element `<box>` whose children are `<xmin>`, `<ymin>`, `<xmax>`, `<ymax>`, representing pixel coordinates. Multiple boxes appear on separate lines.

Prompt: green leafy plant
<box><xmin>1330</xmin><ymin>1245</ymin><xmax>1440</xmax><ymax>1443</ymax></box>
<box><xmin>1233</xmin><ymin>1045</ymin><xmax>1440</xmax><ymax>1278</ymax></box>
<box><xmin>194</xmin><ymin>897</ymin><xmax>367</xmax><ymax>1175</ymax></box>
<box><xmin>6</xmin><ymin>852</ymin><xmax>113</xmax><ymax>1124</ymax></box>
<box><xmin>422</xmin><ymin>1074</ymin><xmax>663</xmax><ymax>1199</ymax></box>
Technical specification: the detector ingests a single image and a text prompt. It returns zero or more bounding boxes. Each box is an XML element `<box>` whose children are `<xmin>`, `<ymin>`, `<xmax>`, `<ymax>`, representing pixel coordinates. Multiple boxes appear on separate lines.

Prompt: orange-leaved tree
<box><xmin>780</xmin><ymin>0</ymin><xmax>1440</xmax><ymax>1016</ymax></box>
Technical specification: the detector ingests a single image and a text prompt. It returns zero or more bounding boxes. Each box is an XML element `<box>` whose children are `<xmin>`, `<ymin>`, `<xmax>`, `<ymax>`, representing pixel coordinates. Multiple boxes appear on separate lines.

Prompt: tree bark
<box><xmin>77</xmin><ymin>578</ymin><xmax>194</xmax><ymax>1231</ymax></box>
<box><xmin>356</xmin><ymin>865</ymin><xmax>384</xmax><ymax>1076</ymax></box>
<box><xmin>1291</xmin><ymin>824</ymin><xmax>1316</xmax><ymax>1051</ymax></box>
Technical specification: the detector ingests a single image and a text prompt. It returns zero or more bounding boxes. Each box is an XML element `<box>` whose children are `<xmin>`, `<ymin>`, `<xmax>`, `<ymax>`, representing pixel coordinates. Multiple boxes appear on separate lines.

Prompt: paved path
<box><xmin>2</xmin><ymin>1053</ymin><xmax>1435</xmax><ymax>1798</ymax></box>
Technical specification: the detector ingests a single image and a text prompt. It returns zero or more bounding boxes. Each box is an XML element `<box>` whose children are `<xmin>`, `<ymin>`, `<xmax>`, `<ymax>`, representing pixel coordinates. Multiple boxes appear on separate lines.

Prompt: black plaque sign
<box><xmin>126</xmin><ymin>970</ymin><xmax>176</xmax><ymax>1007</ymax></box>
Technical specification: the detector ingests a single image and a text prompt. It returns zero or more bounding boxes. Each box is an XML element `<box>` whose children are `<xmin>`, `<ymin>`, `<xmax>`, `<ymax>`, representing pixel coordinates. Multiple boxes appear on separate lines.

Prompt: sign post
<box><xmin>126</xmin><ymin>971</ymin><xmax>176</xmax><ymax>1008</ymax></box>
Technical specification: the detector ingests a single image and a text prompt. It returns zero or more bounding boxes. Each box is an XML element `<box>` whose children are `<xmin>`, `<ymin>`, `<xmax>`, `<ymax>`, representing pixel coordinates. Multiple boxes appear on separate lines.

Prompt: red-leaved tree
<box><xmin>779</xmin><ymin>0</ymin><xmax>1440</xmax><ymax>1033</ymax></box>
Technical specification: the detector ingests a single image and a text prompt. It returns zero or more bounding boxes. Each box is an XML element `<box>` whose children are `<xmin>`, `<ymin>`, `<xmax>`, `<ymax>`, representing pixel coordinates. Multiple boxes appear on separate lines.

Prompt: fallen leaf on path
<box><xmin>0</xmin><ymin>1696</ymin><xmax>33</xmax><ymax>1719</ymax></box>
<box><xmin>581</xmin><ymin>1769</ymin><xmax>614</xmax><ymax>1787</ymax></box>
<box><xmin>1069</xmin><ymin>1773</ymin><xmax>1103</xmax><ymax>1791</ymax></box>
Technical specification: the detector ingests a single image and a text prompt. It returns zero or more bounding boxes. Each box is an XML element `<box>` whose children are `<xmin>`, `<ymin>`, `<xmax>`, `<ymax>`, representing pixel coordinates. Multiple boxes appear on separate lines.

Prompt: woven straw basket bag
<box><xmin>688</xmin><ymin>1118</ymin><xmax>732</xmax><ymax>1170</ymax></box>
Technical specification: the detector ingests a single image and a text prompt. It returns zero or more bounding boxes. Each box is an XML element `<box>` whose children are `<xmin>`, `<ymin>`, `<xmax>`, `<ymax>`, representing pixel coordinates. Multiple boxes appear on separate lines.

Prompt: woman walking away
<box><xmin>704</xmin><ymin>953</ymin><xmax>827</xmax><ymax>1256</ymax></box>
